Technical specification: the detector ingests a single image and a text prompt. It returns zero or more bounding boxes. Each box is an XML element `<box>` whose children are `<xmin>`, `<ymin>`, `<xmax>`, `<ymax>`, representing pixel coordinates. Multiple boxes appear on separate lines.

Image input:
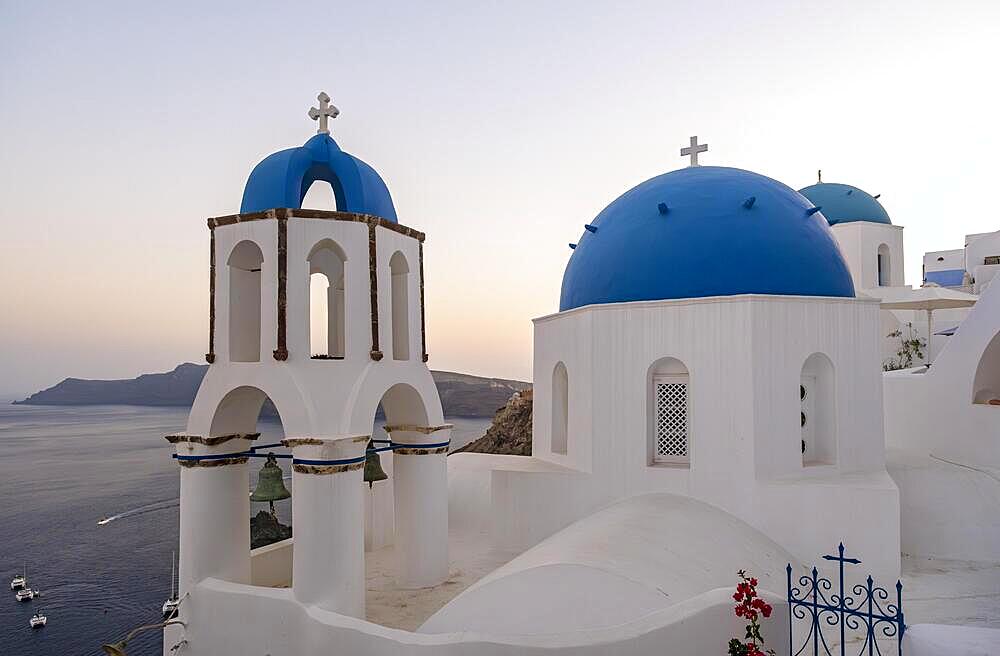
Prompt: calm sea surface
<box><xmin>0</xmin><ymin>403</ymin><xmax>490</xmax><ymax>656</ymax></box>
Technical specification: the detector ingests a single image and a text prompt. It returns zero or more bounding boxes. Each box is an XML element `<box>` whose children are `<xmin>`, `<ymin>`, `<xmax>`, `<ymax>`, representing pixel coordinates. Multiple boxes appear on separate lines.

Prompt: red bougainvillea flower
<box><xmin>729</xmin><ymin>570</ymin><xmax>775</xmax><ymax>656</ymax></box>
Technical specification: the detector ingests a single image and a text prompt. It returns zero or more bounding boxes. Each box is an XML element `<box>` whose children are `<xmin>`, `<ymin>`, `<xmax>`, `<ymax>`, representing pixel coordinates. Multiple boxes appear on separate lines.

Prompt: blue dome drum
<box><xmin>797</xmin><ymin>182</ymin><xmax>890</xmax><ymax>226</ymax></box>
<box><xmin>559</xmin><ymin>166</ymin><xmax>855</xmax><ymax>311</ymax></box>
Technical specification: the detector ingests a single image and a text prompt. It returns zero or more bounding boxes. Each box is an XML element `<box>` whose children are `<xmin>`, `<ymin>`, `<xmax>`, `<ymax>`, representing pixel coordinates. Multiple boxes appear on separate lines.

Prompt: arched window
<box><xmin>228</xmin><ymin>240</ymin><xmax>264</xmax><ymax>362</ymax></box>
<box><xmin>972</xmin><ymin>331</ymin><xmax>1000</xmax><ymax>404</ymax></box>
<box><xmin>877</xmin><ymin>243</ymin><xmax>891</xmax><ymax>287</ymax></box>
<box><xmin>647</xmin><ymin>357</ymin><xmax>690</xmax><ymax>465</ymax></box>
<box><xmin>551</xmin><ymin>362</ymin><xmax>569</xmax><ymax>455</ymax></box>
<box><xmin>389</xmin><ymin>251</ymin><xmax>410</xmax><ymax>360</ymax></box>
<box><xmin>800</xmin><ymin>353</ymin><xmax>836</xmax><ymax>466</ymax></box>
<box><xmin>307</xmin><ymin>240</ymin><xmax>347</xmax><ymax>358</ymax></box>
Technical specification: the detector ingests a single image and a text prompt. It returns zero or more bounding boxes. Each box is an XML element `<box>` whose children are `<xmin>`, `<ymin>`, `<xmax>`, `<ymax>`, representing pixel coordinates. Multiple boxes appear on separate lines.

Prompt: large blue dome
<box><xmin>559</xmin><ymin>166</ymin><xmax>855</xmax><ymax>311</ymax></box>
<box><xmin>797</xmin><ymin>182</ymin><xmax>889</xmax><ymax>226</ymax></box>
<box><xmin>240</xmin><ymin>133</ymin><xmax>397</xmax><ymax>221</ymax></box>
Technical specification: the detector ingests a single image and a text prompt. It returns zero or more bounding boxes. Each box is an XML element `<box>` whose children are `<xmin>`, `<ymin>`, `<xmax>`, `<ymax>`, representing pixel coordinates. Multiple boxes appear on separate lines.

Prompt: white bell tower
<box><xmin>167</xmin><ymin>94</ymin><xmax>450</xmax><ymax>631</ymax></box>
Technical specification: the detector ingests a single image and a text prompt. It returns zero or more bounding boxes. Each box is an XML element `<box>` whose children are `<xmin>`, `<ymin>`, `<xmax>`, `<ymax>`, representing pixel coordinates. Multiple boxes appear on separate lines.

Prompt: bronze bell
<box><xmin>250</xmin><ymin>453</ymin><xmax>291</xmax><ymax>515</ymax></box>
<box><xmin>363</xmin><ymin>440</ymin><xmax>388</xmax><ymax>488</ymax></box>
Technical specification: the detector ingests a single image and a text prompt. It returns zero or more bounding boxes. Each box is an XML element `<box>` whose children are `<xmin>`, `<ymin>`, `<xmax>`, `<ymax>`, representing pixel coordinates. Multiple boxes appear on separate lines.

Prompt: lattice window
<box><xmin>654</xmin><ymin>377</ymin><xmax>688</xmax><ymax>462</ymax></box>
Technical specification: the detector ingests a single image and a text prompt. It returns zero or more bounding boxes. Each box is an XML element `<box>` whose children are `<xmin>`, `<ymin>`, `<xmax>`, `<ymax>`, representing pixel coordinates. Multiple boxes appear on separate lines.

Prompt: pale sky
<box><xmin>2</xmin><ymin>0</ymin><xmax>999</xmax><ymax>397</ymax></box>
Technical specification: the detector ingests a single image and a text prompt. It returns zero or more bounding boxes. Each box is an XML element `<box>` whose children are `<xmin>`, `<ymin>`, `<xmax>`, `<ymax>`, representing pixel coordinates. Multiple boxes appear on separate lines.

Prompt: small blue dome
<box><xmin>797</xmin><ymin>182</ymin><xmax>889</xmax><ymax>226</ymax></box>
<box><xmin>560</xmin><ymin>166</ymin><xmax>855</xmax><ymax>311</ymax></box>
<box><xmin>240</xmin><ymin>134</ymin><xmax>397</xmax><ymax>221</ymax></box>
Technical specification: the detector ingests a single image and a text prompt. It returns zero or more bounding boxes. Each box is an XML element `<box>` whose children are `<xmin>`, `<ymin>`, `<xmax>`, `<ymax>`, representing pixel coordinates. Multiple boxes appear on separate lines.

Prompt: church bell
<box><xmin>250</xmin><ymin>453</ymin><xmax>291</xmax><ymax>515</ymax></box>
<box><xmin>363</xmin><ymin>440</ymin><xmax>388</xmax><ymax>488</ymax></box>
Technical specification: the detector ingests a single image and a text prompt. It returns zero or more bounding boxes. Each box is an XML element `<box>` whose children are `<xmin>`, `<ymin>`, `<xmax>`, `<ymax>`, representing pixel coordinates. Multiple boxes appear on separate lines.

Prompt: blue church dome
<box><xmin>240</xmin><ymin>133</ymin><xmax>397</xmax><ymax>221</ymax></box>
<box><xmin>559</xmin><ymin>166</ymin><xmax>855</xmax><ymax>311</ymax></box>
<box><xmin>797</xmin><ymin>182</ymin><xmax>889</xmax><ymax>226</ymax></box>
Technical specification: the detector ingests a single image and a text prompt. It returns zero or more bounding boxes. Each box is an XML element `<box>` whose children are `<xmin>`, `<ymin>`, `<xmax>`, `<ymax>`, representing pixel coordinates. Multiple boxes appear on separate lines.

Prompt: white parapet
<box><xmin>285</xmin><ymin>435</ymin><xmax>369</xmax><ymax>617</ymax></box>
<box><xmin>389</xmin><ymin>424</ymin><xmax>451</xmax><ymax>589</ymax></box>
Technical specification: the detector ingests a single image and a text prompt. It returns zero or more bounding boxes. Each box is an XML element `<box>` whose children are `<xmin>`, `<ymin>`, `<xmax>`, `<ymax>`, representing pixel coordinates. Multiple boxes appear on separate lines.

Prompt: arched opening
<box><xmin>228</xmin><ymin>241</ymin><xmax>264</xmax><ymax>362</ymax></box>
<box><xmin>972</xmin><ymin>331</ymin><xmax>1000</xmax><ymax>404</ymax></box>
<box><xmin>366</xmin><ymin>383</ymin><xmax>431</xmax><ymax>553</ymax></box>
<box><xmin>209</xmin><ymin>386</ymin><xmax>292</xmax><ymax>585</ymax></box>
<box><xmin>300</xmin><ymin>179</ymin><xmax>339</xmax><ymax>211</ymax></box>
<box><xmin>307</xmin><ymin>240</ymin><xmax>347</xmax><ymax>358</ymax></box>
<box><xmin>389</xmin><ymin>251</ymin><xmax>410</xmax><ymax>360</ymax></box>
<box><xmin>551</xmin><ymin>362</ymin><xmax>569</xmax><ymax>455</ymax></box>
<box><xmin>800</xmin><ymin>353</ymin><xmax>836</xmax><ymax>466</ymax></box>
<box><xmin>877</xmin><ymin>243</ymin><xmax>891</xmax><ymax>287</ymax></box>
<box><xmin>647</xmin><ymin>357</ymin><xmax>690</xmax><ymax>465</ymax></box>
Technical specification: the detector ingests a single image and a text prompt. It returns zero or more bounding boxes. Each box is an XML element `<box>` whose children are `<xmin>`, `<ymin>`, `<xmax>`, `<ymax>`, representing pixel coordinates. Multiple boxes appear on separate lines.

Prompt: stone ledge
<box><xmin>207</xmin><ymin>208</ymin><xmax>425</xmax><ymax>242</ymax></box>
<box><xmin>281</xmin><ymin>436</ymin><xmax>370</xmax><ymax>448</ymax></box>
<box><xmin>292</xmin><ymin>461</ymin><xmax>364</xmax><ymax>475</ymax></box>
<box><xmin>383</xmin><ymin>424</ymin><xmax>454</xmax><ymax>434</ymax></box>
<box><xmin>165</xmin><ymin>433</ymin><xmax>261</xmax><ymax>446</ymax></box>
<box><xmin>394</xmin><ymin>446</ymin><xmax>449</xmax><ymax>456</ymax></box>
<box><xmin>178</xmin><ymin>456</ymin><xmax>249</xmax><ymax>469</ymax></box>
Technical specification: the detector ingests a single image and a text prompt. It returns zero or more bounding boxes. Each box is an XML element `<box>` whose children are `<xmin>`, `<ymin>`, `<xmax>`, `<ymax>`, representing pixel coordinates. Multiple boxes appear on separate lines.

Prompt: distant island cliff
<box><xmin>15</xmin><ymin>363</ymin><xmax>531</xmax><ymax>418</ymax></box>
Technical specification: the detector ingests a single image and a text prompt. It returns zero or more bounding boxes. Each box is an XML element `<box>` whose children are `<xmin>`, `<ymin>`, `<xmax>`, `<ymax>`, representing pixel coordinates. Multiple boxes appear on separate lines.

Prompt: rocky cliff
<box><xmin>250</xmin><ymin>511</ymin><xmax>292</xmax><ymax>550</ymax></box>
<box><xmin>452</xmin><ymin>389</ymin><xmax>533</xmax><ymax>456</ymax></box>
<box><xmin>15</xmin><ymin>363</ymin><xmax>529</xmax><ymax>419</ymax></box>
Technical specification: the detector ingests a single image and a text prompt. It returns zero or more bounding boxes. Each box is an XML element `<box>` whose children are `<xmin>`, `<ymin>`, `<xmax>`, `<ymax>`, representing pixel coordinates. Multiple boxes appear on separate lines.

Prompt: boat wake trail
<box><xmin>98</xmin><ymin>498</ymin><xmax>178</xmax><ymax>525</ymax></box>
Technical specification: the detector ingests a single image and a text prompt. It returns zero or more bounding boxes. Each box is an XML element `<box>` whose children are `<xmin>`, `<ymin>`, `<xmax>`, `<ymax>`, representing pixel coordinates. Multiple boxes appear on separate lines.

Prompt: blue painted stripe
<box><xmin>924</xmin><ymin>269</ymin><xmax>966</xmax><ymax>286</ymax></box>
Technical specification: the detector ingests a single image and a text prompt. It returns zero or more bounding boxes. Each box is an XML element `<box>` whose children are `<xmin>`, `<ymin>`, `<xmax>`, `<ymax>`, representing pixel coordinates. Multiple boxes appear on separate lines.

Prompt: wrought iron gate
<box><xmin>787</xmin><ymin>544</ymin><xmax>906</xmax><ymax>656</ymax></box>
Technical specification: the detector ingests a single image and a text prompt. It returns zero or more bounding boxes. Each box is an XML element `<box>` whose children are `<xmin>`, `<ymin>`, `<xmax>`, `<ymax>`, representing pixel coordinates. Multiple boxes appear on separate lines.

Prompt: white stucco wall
<box><xmin>883</xmin><ymin>279</ymin><xmax>1000</xmax><ymax>561</ymax></box>
<box><xmin>250</xmin><ymin>538</ymin><xmax>293</xmax><ymax>588</ymax></box>
<box><xmin>161</xmin><ymin>578</ymin><xmax>789</xmax><ymax>656</ymax></box>
<box><xmin>883</xmin><ymin>280</ymin><xmax>1000</xmax><ymax>463</ymax></box>
<box><xmin>423</xmin><ymin>494</ymin><xmax>797</xmax><ymax>635</ymax></box>
<box><xmin>176</xmin><ymin>214</ymin><xmax>448</xmax><ymax>613</ymax></box>
<box><xmin>924</xmin><ymin>248</ymin><xmax>965</xmax><ymax>277</ymax></box>
<box><xmin>903</xmin><ymin>624</ymin><xmax>1000</xmax><ymax>656</ymax></box>
<box><xmin>195</xmin><ymin>218</ymin><xmax>441</xmax><ymax>440</ymax></box>
<box><xmin>831</xmin><ymin>221</ymin><xmax>905</xmax><ymax>289</ymax></box>
<box><xmin>965</xmin><ymin>231</ymin><xmax>1000</xmax><ymax>273</ymax></box>
<box><xmin>515</xmin><ymin>294</ymin><xmax>900</xmax><ymax>580</ymax></box>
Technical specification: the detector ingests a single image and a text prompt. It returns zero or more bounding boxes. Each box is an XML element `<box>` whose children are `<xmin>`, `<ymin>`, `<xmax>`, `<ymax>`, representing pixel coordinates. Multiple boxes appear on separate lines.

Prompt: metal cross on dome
<box><xmin>680</xmin><ymin>135</ymin><xmax>708</xmax><ymax>167</ymax></box>
<box><xmin>308</xmin><ymin>92</ymin><xmax>340</xmax><ymax>135</ymax></box>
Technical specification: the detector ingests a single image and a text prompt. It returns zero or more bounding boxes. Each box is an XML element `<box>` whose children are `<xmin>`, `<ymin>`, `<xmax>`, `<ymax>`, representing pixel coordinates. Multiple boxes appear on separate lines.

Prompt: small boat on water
<box><xmin>16</xmin><ymin>587</ymin><xmax>39</xmax><ymax>601</ymax></box>
<box><xmin>30</xmin><ymin>612</ymin><xmax>47</xmax><ymax>628</ymax></box>
<box><xmin>10</xmin><ymin>565</ymin><xmax>26</xmax><ymax>590</ymax></box>
<box><xmin>162</xmin><ymin>550</ymin><xmax>179</xmax><ymax>617</ymax></box>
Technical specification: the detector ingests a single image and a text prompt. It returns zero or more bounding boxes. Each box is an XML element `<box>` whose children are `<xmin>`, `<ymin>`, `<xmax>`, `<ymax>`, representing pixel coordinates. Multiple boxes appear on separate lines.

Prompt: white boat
<box><xmin>162</xmin><ymin>550</ymin><xmax>179</xmax><ymax>617</ymax></box>
<box><xmin>16</xmin><ymin>587</ymin><xmax>38</xmax><ymax>602</ymax></box>
<box><xmin>10</xmin><ymin>565</ymin><xmax>26</xmax><ymax>590</ymax></box>
<box><xmin>30</xmin><ymin>612</ymin><xmax>47</xmax><ymax>628</ymax></box>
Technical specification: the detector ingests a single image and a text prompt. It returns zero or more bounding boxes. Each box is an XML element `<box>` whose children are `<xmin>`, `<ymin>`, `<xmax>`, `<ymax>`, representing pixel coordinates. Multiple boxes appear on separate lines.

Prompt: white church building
<box><xmin>160</xmin><ymin>98</ymin><xmax>997</xmax><ymax>656</ymax></box>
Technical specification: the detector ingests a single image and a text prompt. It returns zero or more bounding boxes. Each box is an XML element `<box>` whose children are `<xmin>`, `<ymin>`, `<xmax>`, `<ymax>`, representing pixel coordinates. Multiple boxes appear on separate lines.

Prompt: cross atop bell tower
<box><xmin>680</xmin><ymin>135</ymin><xmax>708</xmax><ymax>167</ymax></box>
<box><xmin>308</xmin><ymin>92</ymin><xmax>340</xmax><ymax>135</ymax></box>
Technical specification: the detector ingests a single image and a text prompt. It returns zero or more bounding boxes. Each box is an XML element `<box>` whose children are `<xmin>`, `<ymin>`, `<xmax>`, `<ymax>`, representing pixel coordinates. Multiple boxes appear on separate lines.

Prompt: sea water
<box><xmin>0</xmin><ymin>403</ymin><xmax>490</xmax><ymax>655</ymax></box>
